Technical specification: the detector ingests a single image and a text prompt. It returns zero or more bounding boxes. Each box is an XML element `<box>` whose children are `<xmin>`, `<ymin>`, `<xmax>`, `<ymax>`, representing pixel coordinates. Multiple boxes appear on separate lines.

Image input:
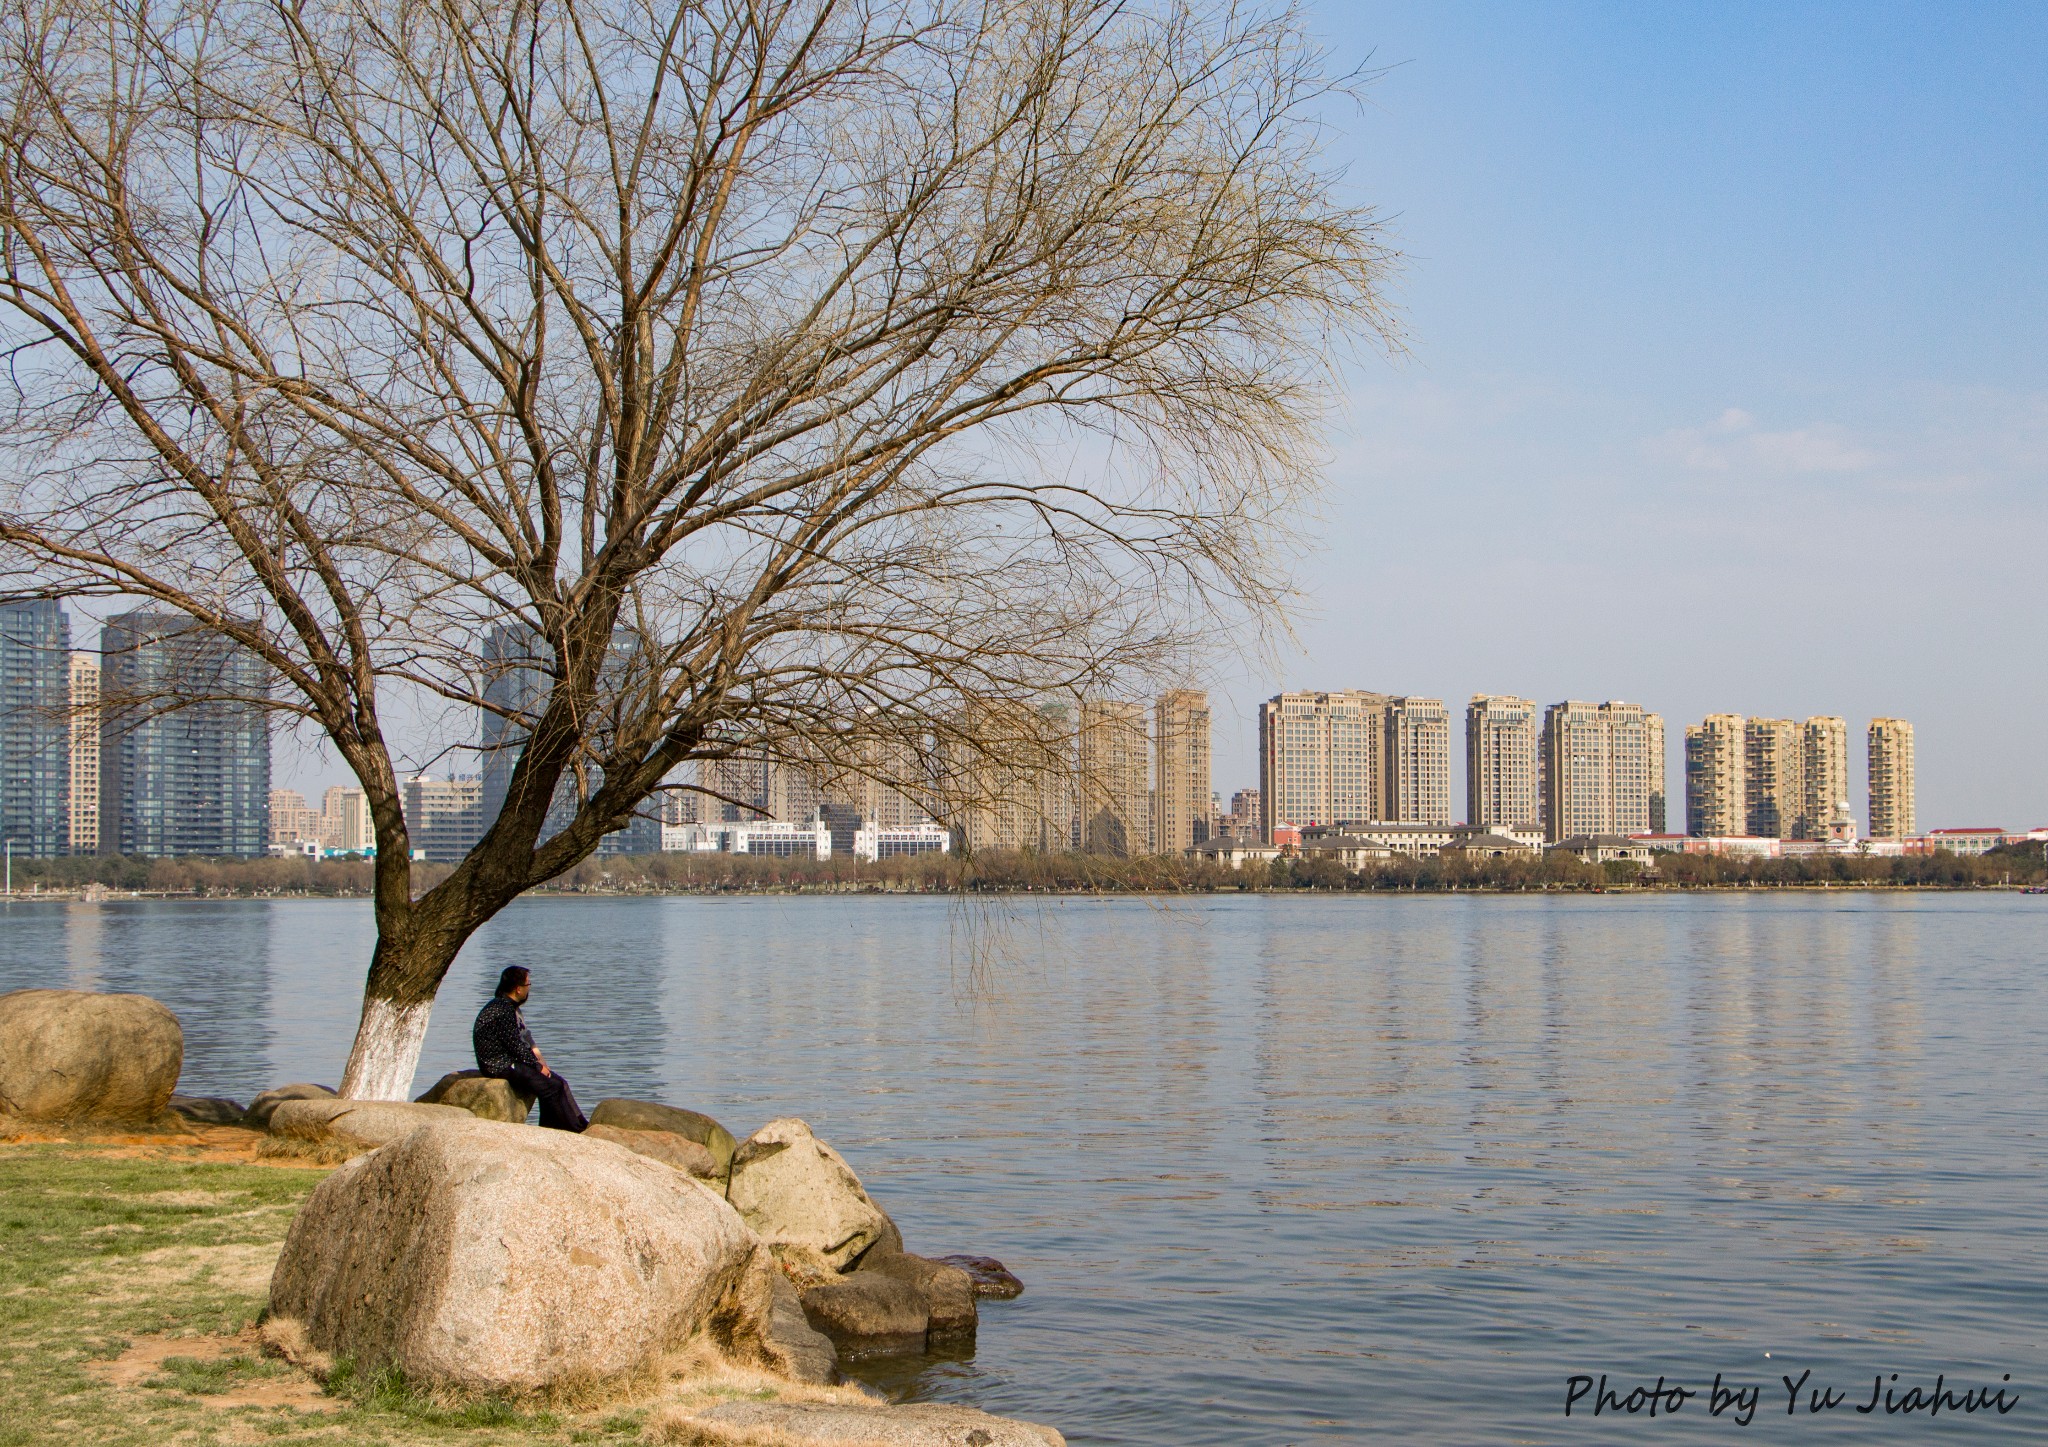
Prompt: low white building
<box><xmin>660</xmin><ymin>820</ymin><xmax>832</xmax><ymax>858</ymax></box>
<box><xmin>851</xmin><ymin>821</ymin><xmax>951</xmax><ymax>861</ymax></box>
<box><xmin>1444</xmin><ymin>825</ymin><xmax>1542</xmax><ymax>857</ymax></box>
<box><xmin>1185</xmin><ymin>840</ymin><xmax>1283</xmax><ymax>870</ymax></box>
<box><xmin>1305</xmin><ymin>822</ymin><xmax>1457</xmax><ymax>859</ymax></box>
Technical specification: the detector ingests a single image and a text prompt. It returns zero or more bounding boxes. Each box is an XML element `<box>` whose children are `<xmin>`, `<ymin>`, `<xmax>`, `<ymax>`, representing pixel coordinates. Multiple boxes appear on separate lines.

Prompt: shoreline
<box><xmin>3</xmin><ymin>880</ymin><xmax>2042</xmax><ymax>903</ymax></box>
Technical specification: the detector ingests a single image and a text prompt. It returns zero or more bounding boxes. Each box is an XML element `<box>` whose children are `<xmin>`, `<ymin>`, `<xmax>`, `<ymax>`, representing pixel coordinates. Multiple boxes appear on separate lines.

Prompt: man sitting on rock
<box><xmin>473</xmin><ymin>966</ymin><xmax>588</xmax><ymax>1132</ymax></box>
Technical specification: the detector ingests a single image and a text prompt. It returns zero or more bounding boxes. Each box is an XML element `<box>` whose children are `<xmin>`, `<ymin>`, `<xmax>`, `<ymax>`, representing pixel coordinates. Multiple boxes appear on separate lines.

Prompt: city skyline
<box><xmin>0</xmin><ymin>595</ymin><xmax>2008</xmax><ymax>859</ymax></box>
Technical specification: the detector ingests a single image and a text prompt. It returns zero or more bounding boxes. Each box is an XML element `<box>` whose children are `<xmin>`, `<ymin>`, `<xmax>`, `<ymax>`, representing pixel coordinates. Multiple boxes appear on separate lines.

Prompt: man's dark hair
<box><xmin>495</xmin><ymin>966</ymin><xmax>530</xmax><ymax>998</ymax></box>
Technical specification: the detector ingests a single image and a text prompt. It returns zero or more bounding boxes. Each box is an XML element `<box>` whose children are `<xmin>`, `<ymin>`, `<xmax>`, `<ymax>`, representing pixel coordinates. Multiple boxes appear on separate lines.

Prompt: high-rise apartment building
<box><xmin>1801</xmin><ymin>716</ymin><xmax>1850</xmax><ymax>840</ymax></box>
<box><xmin>99</xmin><ymin>612</ymin><xmax>270</xmax><ymax>858</ymax></box>
<box><xmin>268</xmin><ymin>789</ymin><xmax>320</xmax><ymax>846</ymax></box>
<box><xmin>402</xmin><ymin>774</ymin><xmax>484</xmax><ymax>861</ymax></box>
<box><xmin>0</xmin><ymin>600</ymin><xmax>71</xmax><ymax>858</ymax></box>
<box><xmin>1383</xmin><ymin>697</ymin><xmax>1452</xmax><ymax>824</ymax></box>
<box><xmin>477</xmin><ymin>624</ymin><xmax>659</xmax><ymax>854</ymax></box>
<box><xmin>1539</xmin><ymin>700</ymin><xmax>1664</xmax><ymax>842</ymax></box>
<box><xmin>1258</xmin><ymin>690</ymin><xmax>1391</xmax><ymax>837</ymax></box>
<box><xmin>1744</xmin><ymin>718</ymin><xmax>1805</xmax><ymax>839</ymax></box>
<box><xmin>1465</xmin><ymin>695</ymin><xmax>1540</xmax><ymax>831</ymax></box>
<box><xmin>67</xmin><ymin>650</ymin><xmax>99</xmax><ymax>855</ymax></box>
<box><xmin>1078</xmin><ymin>698</ymin><xmax>1149</xmax><ymax>856</ymax></box>
<box><xmin>1153</xmin><ymin>689</ymin><xmax>1213</xmax><ymax>855</ymax></box>
<box><xmin>1868</xmin><ymin>718</ymin><xmax>1916</xmax><ymax>839</ymax></box>
<box><xmin>950</xmin><ymin>699</ymin><xmax>1074</xmax><ymax>853</ymax></box>
<box><xmin>320</xmin><ymin>785</ymin><xmax>373</xmax><ymax>853</ymax></box>
<box><xmin>1684</xmin><ymin>713</ymin><xmax>1746</xmax><ymax>837</ymax></box>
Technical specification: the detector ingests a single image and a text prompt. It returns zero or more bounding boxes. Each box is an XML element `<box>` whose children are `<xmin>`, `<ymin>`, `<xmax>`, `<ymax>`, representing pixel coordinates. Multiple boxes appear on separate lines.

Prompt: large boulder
<box><xmin>245</xmin><ymin>1083</ymin><xmax>336</xmax><ymax>1128</ymax></box>
<box><xmin>0</xmin><ymin>989</ymin><xmax>182</xmax><ymax>1124</ymax></box>
<box><xmin>268</xmin><ymin>1097</ymin><xmax>472</xmax><ymax>1149</ymax></box>
<box><xmin>414</xmin><ymin>1070</ymin><xmax>533</xmax><ymax>1124</ymax></box>
<box><xmin>267</xmin><ymin>1117</ymin><xmax>778</xmax><ymax>1394</ymax></box>
<box><xmin>687</xmin><ymin>1400</ymin><xmax>1065</xmax><ymax>1446</ymax></box>
<box><xmin>726</xmin><ymin>1117</ymin><xmax>890</xmax><ymax>1272</ymax></box>
<box><xmin>586</xmin><ymin>1098</ymin><xmax>738</xmax><ymax>1178</ymax></box>
<box><xmin>586</xmin><ymin>1122</ymin><xmax>719</xmax><ymax>1179</ymax></box>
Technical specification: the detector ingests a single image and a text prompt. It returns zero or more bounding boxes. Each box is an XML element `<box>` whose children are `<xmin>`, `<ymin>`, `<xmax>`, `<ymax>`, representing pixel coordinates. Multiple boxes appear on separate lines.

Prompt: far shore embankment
<box><xmin>3</xmin><ymin>842</ymin><xmax>2043</xmax><ymax>903</ymax></box>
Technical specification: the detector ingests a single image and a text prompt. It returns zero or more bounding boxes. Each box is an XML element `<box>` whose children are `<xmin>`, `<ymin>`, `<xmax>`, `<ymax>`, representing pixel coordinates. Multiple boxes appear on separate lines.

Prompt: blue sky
<box><xmin>1200</xmin><ymin>0</ymin><xmax>2048</xmax><ymax>827</ymax></box>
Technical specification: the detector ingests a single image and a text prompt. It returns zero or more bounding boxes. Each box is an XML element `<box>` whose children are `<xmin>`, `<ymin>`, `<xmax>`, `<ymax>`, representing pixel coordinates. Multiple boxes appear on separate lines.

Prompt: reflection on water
<box><xmin>3</xmin><ymin>892</ymin><xmax>2043</xmax><ymax>1444</ymax></box>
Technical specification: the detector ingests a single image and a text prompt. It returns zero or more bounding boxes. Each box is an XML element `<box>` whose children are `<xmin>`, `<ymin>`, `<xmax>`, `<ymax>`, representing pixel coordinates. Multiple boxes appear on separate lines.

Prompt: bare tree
<box><xmin>0</xmin><ymin>0</ymin><xmax>1394</xmax><ymax>1096</ymax></box>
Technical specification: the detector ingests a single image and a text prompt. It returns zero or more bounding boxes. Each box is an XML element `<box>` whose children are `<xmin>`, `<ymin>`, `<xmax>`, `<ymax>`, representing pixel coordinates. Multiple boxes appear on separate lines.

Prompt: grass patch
<box><xmin>146</xmin><ymin>1351</ymin><xmax>287</xmax><ymax>1394</ymax></box>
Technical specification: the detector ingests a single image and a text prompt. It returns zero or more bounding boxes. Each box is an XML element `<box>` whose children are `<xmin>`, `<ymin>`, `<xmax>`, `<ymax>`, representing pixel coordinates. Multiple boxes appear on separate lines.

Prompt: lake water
<box><xmin>3</xmin><ymin>891</ymin><xmax>2044</xmax><ymax>1443</ymax></box>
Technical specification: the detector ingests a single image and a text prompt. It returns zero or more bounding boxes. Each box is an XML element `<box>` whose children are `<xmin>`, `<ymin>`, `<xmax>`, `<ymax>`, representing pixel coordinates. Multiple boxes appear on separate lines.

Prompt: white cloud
<box><xmin>1650</xmin><ymin>408</ymin><xmax>1879</xmax><ymax>474</ymax></box>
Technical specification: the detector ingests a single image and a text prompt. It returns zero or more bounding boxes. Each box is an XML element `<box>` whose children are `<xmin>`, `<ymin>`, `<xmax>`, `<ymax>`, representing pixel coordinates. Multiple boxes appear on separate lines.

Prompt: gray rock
<box><xmin>245</xmin><ymin>1083</ymin><xmax>336</xmax><ymax>1128</ymax></box>
<box><xmin>797</xmin><ymin>1266</ymin><xmax>933</xmax><ymax>1355</ymax></box>
<box><xmin>268</xmin><ymin>1116</ymin><xmax>779</xmax><ymax>1393</ymax></box>
<box><xmin>765</xmin><ymin>1271</ymin><xmax>839</xmax><ymax>1384</ymax></box>
<box><xmin>855</xmin><ymin>1250</ymin><xmax>978</xmax><ymax>1341</ymax></box>
<box><xmin>169</xmin><ymin>1094</ymin><xmax>248</xmax><ymax>1127</ymax></box>
<box><xmin>586</xmin><ymin>1098</ymin><xmax>738</xmax><ymax>1177</ymax></box>
<box><xmin>267</xmin><ymin>1097</ymin><xmax>472</xmax><ymax>1148</ymax></box>
<box><xmin>586</xmin><ymin>1122</ymin><xmax>719</xmax><ymax>1178</ymax></box>
<box><xmin>727</xmin><ymin>1117</ymin><xmax>891</xmax><ymax>1272</ymax></box>
<box><xmin>934</xmin><ymin>1255</ymin><xmax>1025</xmax><ymax>1300</ymax></box>
<box><xmin>414</xmin><ymin>1070</ymin><xmax>533</xmax><ymax>1123</ymax></box>
<box><xmin>691</xmin><ymin>1400</ymin><xmax>1065</xmax><ymax>1446</ymax></box>
<box><xmin>0</xmin><ymin>989</ymin><xmax>182</xmax><ymax>1124</ymax></box>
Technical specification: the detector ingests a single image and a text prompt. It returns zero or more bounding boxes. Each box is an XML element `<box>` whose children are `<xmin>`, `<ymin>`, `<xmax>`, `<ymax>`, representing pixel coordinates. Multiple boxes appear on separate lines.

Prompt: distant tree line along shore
<box><xmin>5</xmin><ymin>842</ymin><xmax>2043</xmax><ymax>899</ymax></box>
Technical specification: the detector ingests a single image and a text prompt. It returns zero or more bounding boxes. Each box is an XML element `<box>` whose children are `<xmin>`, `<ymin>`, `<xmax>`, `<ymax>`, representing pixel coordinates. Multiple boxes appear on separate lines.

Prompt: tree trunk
<box><xmin>337</xmin><ymin>994</ymin><xmax>436</xmax><ymax>1100</ymax></box>
<box><xmin>336</xmin><ymin>929</ymin><xmax>466</xmax><ymax>1100</ymax></box>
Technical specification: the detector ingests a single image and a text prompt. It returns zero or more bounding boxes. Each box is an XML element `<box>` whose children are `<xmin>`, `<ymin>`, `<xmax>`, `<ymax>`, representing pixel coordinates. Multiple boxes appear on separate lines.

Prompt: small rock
<box><xmin>689</xmin><ymin>1400</ymin><xmax>1065</xmax><ymax>1446</ymax></box>
<box><xmin>268</xmin><ymin>1117</ymin><xmax>780</xmax><ymax>1393</ymax></box>
<box><xmin>245</xmin><ymin>1083</ymin><xmax>336</xmax><ymax>1128</ymax></box>
<box><xmin>414</xmin><ymin>1070</ymin><xmax>533</xmax><ymax>1123</ymax></box>
<box><xmin>267</xmin><ymin>1097</ymin><xmax>471</xmax><ymax>1148</ymax></box>
<box><xmin>726</xmin><ymin>1118</ymin><xmax>891</xmax><ymax>1272</ymax></box>
<box><xmin>586</xmin><ymin>1122</ymin><xmax>719</xmax><ymax>1178</ymax></box>
<box><xmin>0</xmin><ymin>989</ymin><xmax>182</xmax><ymax>1124</ymax></box>
<box><xmin>764</xmin><ymin>1271</ymin><xmax>839</xmax><ymax>1384</ymax></box>
<box><xmin>934</xmin><ymin>1255</ymin><xmax>1025</xmax><ymax>1299</ymax></box>
<box><xmin>169</xmin><ymin>1094</ymin><xmax>248</xmax><ymax>1127</ymax></box>
<box><xmin>586</xmin><ymin>1098</ymin><xmax>738</xmax><ymax>1177</ymax></box>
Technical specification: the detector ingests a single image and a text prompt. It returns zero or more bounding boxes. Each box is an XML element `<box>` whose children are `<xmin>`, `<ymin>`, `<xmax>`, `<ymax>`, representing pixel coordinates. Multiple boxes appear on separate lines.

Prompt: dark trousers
<box><xmin>493</xmin><ymin>1064</ymin><xmax>588</xmax><ymax>1132</ymax></box>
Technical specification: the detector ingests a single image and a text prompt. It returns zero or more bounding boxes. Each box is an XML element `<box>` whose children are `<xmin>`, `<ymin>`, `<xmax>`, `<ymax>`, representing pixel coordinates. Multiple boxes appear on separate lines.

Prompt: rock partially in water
<box><xmin>587</xmin><ymin>1097</ymin><xmax>738</xmax><ymax>1178</ymax></box>
<box><xmin>0</xmin><ymin>989</ymin><xmax>182</xmax><ymax>1124</ymax></box>
<box><xmin>268</xmin><ymin>1116</ymin><xmax>778</xmax><ymax>1394</ymax></box>
<box><xmin>414</xmin><ymin>1070</ymin><xmax>533</xmax><ymax>1123</ymax></box>
<box><xmin>687</xmin><ymin>1399</ymin><xmax>1065</xmax><ymax>1446</ymax></box>
<box><xmin>586</xmin><ymin>1122</ymin><xmax>720</xmax><ymax>1179</ymax></box>
<box><xmin>169</xmin><ymin>1094</ymin><xmax>248</xmax><ymax>1127</ymax></box>
<box><xmin>934</xmin><ymin>1255</ymin><xmax>1025</xmax><ymax>1300</ymax></box>
<box><xmin>796</xmin><ymin>1265</ymin><xmax>930</xmax><ymax>1355</ymax></box>
<box><xmin>728</xmin><ymin>1117</ymin><xmax>891</xmax><ymax>1272</ymax></box>
<box><xmin>268</xmin><ymin>1097</ymin><xmax>471</xmax><ymax>1149</ymax></box>
<box><xmin>797</xmin><ymin>1248</ymin><xmax>979</xmax><ymax>1355</ymax></box>
<box><xmin>245</xmin><ymin>1083</ymin><xmax>336</xmax><ymax>1128</ymax></box>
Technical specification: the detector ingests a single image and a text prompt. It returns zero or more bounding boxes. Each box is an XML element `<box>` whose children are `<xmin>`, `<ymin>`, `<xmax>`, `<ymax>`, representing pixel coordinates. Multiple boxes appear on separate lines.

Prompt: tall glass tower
<box><xmin>99</xmin><ymin>612</ymin><xmax>270</xmax><ymax>858</ymax></box>
<box><xmin>0</xmin><ymin>599</ymin><xmax>72</xmax><ymax>857</ymax></box>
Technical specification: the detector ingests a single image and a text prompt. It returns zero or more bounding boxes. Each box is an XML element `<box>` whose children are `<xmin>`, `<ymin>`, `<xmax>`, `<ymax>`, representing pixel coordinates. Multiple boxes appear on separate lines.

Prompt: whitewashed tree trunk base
<box><xmin>338</xmin><ymin>997</ymin><xmax>434</xmax><ymax>1100</ymax></box>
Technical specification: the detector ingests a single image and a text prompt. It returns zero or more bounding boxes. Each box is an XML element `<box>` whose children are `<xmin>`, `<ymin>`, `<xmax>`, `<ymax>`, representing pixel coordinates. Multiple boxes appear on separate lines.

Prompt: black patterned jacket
<box><xmin>473</xmin><ymin>995</ymin><xmax>540</xmax><ymax>1076</ymax></box>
